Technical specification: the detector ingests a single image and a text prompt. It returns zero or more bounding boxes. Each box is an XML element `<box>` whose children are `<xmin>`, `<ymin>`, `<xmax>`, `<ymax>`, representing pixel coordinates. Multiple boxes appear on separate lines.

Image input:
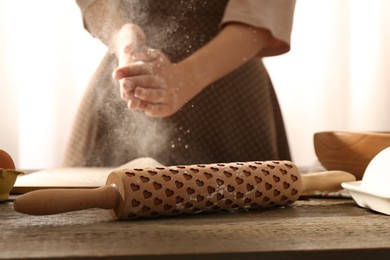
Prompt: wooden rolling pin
<box><xmin>14</xmin><ymin>161</ymin><xmax>355</xmax><ymax>219</ymax></box>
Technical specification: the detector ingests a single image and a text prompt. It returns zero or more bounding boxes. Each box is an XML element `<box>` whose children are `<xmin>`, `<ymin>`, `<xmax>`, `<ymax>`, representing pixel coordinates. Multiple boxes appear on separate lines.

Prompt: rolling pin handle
<box><xmin>301</xmin><ymin>171</ymin><xmax>356</xmax><ymax>195</ymax></box>
<box><xmin>14</xmin><ymin>184</ymin><xmax>120</xmax><ymax>215</ymax></box>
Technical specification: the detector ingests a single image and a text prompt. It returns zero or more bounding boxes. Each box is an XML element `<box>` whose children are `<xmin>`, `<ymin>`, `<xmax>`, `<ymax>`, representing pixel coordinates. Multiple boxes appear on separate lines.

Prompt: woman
<box><xmin>63</xmin><ymin>0</ymin><xmax>296</xmax><ymax>167</ymax></box>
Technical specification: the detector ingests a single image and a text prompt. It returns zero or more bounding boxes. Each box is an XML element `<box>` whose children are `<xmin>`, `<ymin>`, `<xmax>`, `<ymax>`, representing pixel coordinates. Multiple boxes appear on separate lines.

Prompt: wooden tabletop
<box><xmin>1</xmin><ymin>196</ymin><xmax>390</xmax><ymax>259</ymax></box>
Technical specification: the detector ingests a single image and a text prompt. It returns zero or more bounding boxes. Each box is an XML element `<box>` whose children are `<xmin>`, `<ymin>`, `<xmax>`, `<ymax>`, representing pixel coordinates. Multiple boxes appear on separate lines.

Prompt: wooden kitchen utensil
<box><xmin>14</xmin><ymin>161</ymin><xmax>355</xmax><ymax>219</ymax></box>
<box><xmin>314</xmin><ymin>131</ymin><xmax>390</xmax><ymax>180</ymax></box>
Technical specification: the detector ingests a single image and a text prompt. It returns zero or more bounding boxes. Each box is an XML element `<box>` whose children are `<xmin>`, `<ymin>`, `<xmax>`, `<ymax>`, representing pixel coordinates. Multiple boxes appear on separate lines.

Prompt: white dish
<box><xmin>342</xmin><ymin>181</ymin><xmax>390</xmax><ymax>215</ymax></box>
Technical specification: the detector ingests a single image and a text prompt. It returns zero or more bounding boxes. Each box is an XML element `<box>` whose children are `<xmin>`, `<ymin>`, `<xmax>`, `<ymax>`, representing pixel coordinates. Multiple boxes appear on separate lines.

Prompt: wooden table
<box><xmin>1</xmin><ymin>196</ymin><xmax>389</xmax><ymax>259</ymax></box>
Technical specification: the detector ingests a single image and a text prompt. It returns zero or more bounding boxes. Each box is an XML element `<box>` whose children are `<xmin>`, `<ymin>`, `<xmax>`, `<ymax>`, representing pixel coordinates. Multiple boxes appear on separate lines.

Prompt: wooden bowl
<box><xmin>314</xmin><ymin>131</ymin><xmax>390</xmax><ymax>180</ymax></box>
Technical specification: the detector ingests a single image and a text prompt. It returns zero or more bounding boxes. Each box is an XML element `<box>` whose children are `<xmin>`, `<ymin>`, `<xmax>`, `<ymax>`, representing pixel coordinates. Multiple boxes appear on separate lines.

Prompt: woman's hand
<box><xmin>113</xmin><ymin>50</ymin><xmax>194</xmax><ymax>117</ymax></box>
<box><xmin>113</xmin><ymin>23</ymin><xmax>146</xmax><ymax>66</ymax></box>
<box><xmin>112</xmin><ymin>22</ymin><xmax>272</xmax><ymax>118</ymax></box>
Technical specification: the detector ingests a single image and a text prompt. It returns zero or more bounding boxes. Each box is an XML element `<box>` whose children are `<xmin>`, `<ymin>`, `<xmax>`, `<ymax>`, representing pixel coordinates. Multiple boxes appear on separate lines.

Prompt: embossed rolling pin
<box><xmin>13</xmin><ymin>161</ymin><xmax>355</xmax><ymax>219</ymax></box>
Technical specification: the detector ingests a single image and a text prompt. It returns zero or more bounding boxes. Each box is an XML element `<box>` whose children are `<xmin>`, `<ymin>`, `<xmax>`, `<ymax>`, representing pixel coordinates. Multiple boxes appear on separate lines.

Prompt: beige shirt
<box><xmin>76</xmin><ymin>0</ymin><xmax>295</xmax><ymax>57</ymax></box>
<box><xmin>222</xmin><ymin>0</ymin><xmax>296</xmax><ymax>56</ymax></box>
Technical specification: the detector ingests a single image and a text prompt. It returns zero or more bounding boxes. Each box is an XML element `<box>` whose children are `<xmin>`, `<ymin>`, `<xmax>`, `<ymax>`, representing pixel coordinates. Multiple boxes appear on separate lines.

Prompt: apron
<box><xmin>63</xmin><ymin>0</ymin><xmax>291</xmax><ymax>167</ymax></box>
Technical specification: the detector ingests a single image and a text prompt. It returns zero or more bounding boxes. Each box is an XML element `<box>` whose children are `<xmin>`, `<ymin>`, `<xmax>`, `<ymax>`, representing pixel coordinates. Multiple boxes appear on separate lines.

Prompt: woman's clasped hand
<box><xmin>112</xmin><ymin>24</ymin><xmax>193</xmax><ymax>117</ymax></box>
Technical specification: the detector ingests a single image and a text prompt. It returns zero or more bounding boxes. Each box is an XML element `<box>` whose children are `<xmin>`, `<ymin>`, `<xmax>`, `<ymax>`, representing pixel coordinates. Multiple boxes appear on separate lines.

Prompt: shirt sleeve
<box><xmin>75</xmin><ymin>0</ymin><xmax>123</xmax><ymax>46</ymax></box>
<box><xmin>75</xmin><ymin>0</ymin><xmax>96</xmax><ymax>31</ymax></box>
<box><xmin>76</xmin><ymin>0</ymin><xmax>95</xmax><ymax>15</ymax></box>
<box><xmin>221</xmin><ymin>0</ymin><xmax>296</xmax><ymax>57</ymax></box>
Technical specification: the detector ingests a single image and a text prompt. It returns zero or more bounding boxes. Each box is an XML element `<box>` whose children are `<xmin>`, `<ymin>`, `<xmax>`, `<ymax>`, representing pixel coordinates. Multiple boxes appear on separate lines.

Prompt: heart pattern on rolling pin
<box><xmin>113</xmin><ymin>161</ymin><xmax>301</xmax><ymax>219</ymax></box>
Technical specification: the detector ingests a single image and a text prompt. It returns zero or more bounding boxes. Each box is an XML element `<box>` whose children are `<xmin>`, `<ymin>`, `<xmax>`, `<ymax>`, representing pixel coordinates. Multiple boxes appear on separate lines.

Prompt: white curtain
<box><xmin>0</xmin><ymin>0</ymin><xmax>106</xmax><ymax>168</ymax></box>
<box><xmin>0</xmin><ymin>0</ymin><xmax>389</xmax><ymax>169</ymax></box>
<box><xmin>265</xmin><ymin>0</ymin><xmax>390</xmax><ymax>166</ymax></box>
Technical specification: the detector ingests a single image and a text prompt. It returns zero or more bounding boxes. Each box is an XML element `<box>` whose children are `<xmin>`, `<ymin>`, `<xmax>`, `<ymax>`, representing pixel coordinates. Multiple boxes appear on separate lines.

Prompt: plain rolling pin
<box><xmin>14</xmin><ymin>161</ymin><xmax>355</xmax><ymax>219</ymax></box>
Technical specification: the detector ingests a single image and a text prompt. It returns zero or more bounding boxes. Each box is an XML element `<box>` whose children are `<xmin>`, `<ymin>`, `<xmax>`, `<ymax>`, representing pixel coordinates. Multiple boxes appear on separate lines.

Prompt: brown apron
<box><xmin>63</xmin><ymin>0</ymin><xmax>291</xmax><ymax>167</ymax></box>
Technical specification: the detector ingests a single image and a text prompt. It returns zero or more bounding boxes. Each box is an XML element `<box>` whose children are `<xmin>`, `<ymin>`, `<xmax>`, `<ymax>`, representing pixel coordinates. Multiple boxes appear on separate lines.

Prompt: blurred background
<box><xmin>1</xmin><ymin>0</ymin><xmax>389</xmax><ymax>169</ymax></box>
